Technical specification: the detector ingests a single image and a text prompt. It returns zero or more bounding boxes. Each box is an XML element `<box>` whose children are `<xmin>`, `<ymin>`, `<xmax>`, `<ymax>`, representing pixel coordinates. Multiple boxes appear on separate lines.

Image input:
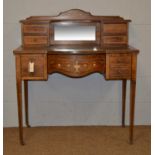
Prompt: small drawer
<box><xmin>103</xmin><ymin>36</ymin><xmax>127</xmax><ymax>44</ymax></box>
<box><xmin>23</xmin><ymin>36</ymin><xmax>48</xmax><ymax>46</ymax></box>
<box><xmin>21</xmin><ymin>54</ymin><xmax>47</xmax><ymax>80</ymax></box>
<box><xmin>48</xmin><ymin>54</ymin><xmax>106</xmax><ymax>77</ymax></box>
<box><xmin>109</xmin><ymin>54</ymin><xmax>131</xmax><ymax>65</ymax></box>
<box><xmin>23</xmin><ymin>24</ymin><xmax>48</xmax><ymax>34</ymax></box>
<box><xmin>103</xmin><ymin>24</ymin><xmax>127</xmax><ymax>34</ymax></box>
<box><xmin>106</xmin><ymin>54</ymin><xmax>132</xmax><ymax>79</ymax></box>
<box><xmin>109</xmin><ymin>67</ymin><xmax>131</xmax><ymax>79</ymax></box>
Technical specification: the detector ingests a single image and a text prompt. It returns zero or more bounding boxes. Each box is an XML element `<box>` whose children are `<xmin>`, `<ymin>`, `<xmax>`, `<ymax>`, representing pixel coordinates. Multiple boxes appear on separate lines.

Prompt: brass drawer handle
<box><xmin>28</xmin><ymin>61</ymin><xmax>34</xmax><ymax>73</ymax></box>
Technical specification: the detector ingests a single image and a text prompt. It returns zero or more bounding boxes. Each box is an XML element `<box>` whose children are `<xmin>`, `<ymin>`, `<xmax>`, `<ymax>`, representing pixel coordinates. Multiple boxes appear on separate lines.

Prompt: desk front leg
<box><xmin>24</xmin><ymin>80</ymin><xmax>30</xmax><ymax>128</ymax></box>
<box><xmin>129</xmin><ymin>80</ymin><xmax>136</xmax><ymax>144</ymax></box>
<box><xmin>16</xmin><ymin>55</ymin><xmax>24</xmax><ymax>145</ymax></box>
<box><xmin>122</xmin><ymin>79</ymin><xmax>127</xmax><ymax>127</ymax></box>
<box><xmin>129</xmin><ymin>53</ymin><xmax>137</xmax><ymax>144</ymax></box>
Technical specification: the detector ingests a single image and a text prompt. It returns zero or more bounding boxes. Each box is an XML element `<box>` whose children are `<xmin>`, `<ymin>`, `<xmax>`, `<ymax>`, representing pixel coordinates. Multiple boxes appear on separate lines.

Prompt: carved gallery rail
<box><xmin>13</xmin><ymin>9</ymin><xmax>139</xmax><ymax>145</ymax></box>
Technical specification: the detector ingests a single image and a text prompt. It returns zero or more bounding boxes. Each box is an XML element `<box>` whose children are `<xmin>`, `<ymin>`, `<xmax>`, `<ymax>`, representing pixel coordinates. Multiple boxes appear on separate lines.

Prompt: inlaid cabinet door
<box><xmin>20</xmin><ymin>54</ymin><xmax>47</xmax><ymax>80</ymax></box>
<box><xmin>106</xmin><ymin>53</ymin><xmax>132</xmax><ymax>79</ymax></box>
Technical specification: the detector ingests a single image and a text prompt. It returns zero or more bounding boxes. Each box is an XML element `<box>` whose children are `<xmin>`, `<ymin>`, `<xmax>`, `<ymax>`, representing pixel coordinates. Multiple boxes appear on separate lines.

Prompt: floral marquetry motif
<box><xmin>74</xmin><ymin>61</ymin><xmax>81</xmax><ymax>73</ymax></box>
<box><xmin>47</xmin><ymin>54</ymin><xmax>106</xmax><ymax>77</ymax></box>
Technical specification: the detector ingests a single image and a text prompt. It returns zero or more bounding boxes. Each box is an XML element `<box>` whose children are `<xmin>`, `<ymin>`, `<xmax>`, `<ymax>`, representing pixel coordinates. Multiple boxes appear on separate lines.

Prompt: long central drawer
<box><xmin>47</xmin><ymin>54</ymin><xmax>106</xmax><ymax>77</ymax></box>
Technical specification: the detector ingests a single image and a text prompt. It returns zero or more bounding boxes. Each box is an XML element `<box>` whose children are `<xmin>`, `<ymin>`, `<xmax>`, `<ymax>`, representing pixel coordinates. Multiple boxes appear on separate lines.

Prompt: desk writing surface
<box><xmin>14</xmin><ymin>45</ymin><xmax>139</xmax><ymax>54</ymax></box>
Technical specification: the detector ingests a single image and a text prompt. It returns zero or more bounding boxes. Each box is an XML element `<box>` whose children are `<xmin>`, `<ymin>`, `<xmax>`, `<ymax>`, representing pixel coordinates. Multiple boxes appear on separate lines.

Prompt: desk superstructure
<box><xmin>13</xmin><ymin>9</ymin><xmax>139</xmax><ymax>145</ymax></box>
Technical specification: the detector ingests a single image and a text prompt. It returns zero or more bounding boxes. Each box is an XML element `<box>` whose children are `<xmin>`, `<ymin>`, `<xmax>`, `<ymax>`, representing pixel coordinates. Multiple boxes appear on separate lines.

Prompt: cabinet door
<box><xmin>106</xmin><ymin>54</ymin><xmax>131</xmax><ymax>79</ymax></box>
<box><xmin>20</xmin><ymin>54</ymin><xmax>47</xmax><ymax>80</ymax></box>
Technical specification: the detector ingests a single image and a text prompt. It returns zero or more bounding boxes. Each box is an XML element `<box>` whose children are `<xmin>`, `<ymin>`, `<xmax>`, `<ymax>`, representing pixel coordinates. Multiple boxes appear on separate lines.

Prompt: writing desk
<box><xmin>13</xmin><ymin>9</ymin><xmax>139</xmax><ymax>145</ymax></box>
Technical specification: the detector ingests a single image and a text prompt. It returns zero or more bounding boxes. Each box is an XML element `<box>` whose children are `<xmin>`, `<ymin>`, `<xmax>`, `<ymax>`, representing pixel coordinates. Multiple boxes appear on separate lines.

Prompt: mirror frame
<box><xmin>50</xmin><ymin>21</ymin><xmax>101</xmax><ymax>45</ymax></box>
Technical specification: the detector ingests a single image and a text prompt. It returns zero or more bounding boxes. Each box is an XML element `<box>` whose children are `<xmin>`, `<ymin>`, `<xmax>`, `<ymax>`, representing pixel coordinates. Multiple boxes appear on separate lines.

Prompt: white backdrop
<box><xmin>4</xmin><ymin>0</ymin><xmax>151</xmax><ymax>127</ymax></box>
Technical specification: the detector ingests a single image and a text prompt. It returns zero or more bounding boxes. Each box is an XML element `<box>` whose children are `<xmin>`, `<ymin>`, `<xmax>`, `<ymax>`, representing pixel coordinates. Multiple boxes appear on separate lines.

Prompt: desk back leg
<box><xmin>24</xmin><ymin>80</ymin><xmax>30</xmax><ymax>127</ymax></box>
<box><xmin>16</xmin><ymin>55</ymin><xmax>24</xmax><ymax>145</ymax></box>
<box><xmin>122</xmin><ymin>79</ymin><xmax>127</xmax><ymax>127</ymax></box>
<box><xmin>129</xmin><ymin>80</ymin><xmax>136</xmax><ymax>144</ymax></box>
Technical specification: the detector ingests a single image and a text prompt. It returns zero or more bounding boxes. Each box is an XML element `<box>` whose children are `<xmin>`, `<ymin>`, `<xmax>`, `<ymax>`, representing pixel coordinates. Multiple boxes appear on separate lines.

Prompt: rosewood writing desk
<box><xmin>13</xmin><ymin>9</ymin><xmax>139</xmax><ymax>145</ymax></box>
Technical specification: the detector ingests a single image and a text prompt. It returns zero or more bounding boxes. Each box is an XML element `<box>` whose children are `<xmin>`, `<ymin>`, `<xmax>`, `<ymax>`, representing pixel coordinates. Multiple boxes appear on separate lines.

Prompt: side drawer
<box><xmin>109</xmin><ymin>66</ymin><xmax>131</xmax><ymax>79</ymax></box>
<box><xmin>103</xmin><ymin>24</ymin><xmax>127</xmax><ymax>34</ymax></box>
<box><xmin>103</xmin><ymin>36</ymin><xmax>127</xmax><ymax>45</ymax></box>
<box><xmin>23</xmin><ymin>24</ymin><xmax>48</xmax><ymax>34</ymax></box>
<box><xmin>106</xmin><ymin>54</ymin><xmax>132</xmax><ymax>79</ymax></box>
<box><xmin>109</xmin><ymin>54</ymin><xmax>131</xmax><ymax>65</ymax></box>
<box><xmin>23</xmin><ymin>36</ymin><xmax>48</xmax><ymax>46</ymax></box>
<box><xmin>21</xmin><ymin>54</ymin><xmax>47</xmax><ymax>80</ymax></box>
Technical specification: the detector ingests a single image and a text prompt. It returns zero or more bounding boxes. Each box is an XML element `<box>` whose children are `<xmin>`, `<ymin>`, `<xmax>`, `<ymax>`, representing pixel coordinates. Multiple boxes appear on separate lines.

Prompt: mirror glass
<box><xmin>54</xmin><ymin>25</ymin><xmax>96</xmax><ymax>41</ymax></box>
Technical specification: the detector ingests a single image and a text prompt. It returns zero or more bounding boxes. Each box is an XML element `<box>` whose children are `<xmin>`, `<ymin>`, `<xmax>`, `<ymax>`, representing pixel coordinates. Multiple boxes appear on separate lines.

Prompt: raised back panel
<box><xmin>20</xmin><ymin>9</ymin><xmax>130</xmax><ymax>47</ymax></box>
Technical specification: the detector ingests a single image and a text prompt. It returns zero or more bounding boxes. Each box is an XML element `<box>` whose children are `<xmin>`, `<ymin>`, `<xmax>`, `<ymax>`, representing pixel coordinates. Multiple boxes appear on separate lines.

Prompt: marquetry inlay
<box><xmin>67</xmin><ymin>64</ymin><xmax>71</xmax><ymax>67</ymax></box>
<box><xmin>74</xmin><ymin>61</ymin><xmax>80</xmax><ymax>72</ymax></box>
<box><xmin>93</xmin><ymin>63</ymin><xmax>96</xmax><ymax>67</ymax></box>
<box><xmin>58</xmin><ymin>64</ymin><xmax>61</xmax><ymax>67</ymax></box>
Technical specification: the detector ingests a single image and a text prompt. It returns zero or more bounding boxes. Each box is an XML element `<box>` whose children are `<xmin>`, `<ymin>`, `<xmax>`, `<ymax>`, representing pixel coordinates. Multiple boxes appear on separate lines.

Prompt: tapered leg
<box><xmin>24</xmin><ymin>80</ymin><xmax>30</xmax><ymax>127</ymax></box>
<box><xmin>16</xmin><ymin>79</ymin><xmax>24</xmax><ymax>145</ymax></box>
<box><xmin>122</xmin><ymin>80</ymin><xmax>127</xmax><ymax>127</ymax></box>
<box><xmin>129</xmin><ymin>80</ymin><xmax>136</xmax><ymax>144</ymax></box>
<box><xmin>16</xmin><ymin>55</ymin><xmax>24</xmax><ymax>145</ymax></box>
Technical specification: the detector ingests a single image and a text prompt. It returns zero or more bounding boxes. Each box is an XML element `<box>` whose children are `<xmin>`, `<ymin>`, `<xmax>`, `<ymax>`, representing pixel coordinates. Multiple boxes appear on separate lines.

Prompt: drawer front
<box><xmin>23</xmin><ymin>36</ymin><xmax>48</xmax><ymax>45</ymax></box>
<box><xmin>103</xmin><ymin>36</ymin><xmax>127</xmax><ymax>45</ymax></box>
<box><xmin>23</xmin><ymin>24</ymin><xmax>48</xmax><ymax>34</ymax></box>
<box><xmin>109</xmin><ymin>66</ymin><xmax>131</xmax><ymax>79</ymax></box>
<box><xmin>109</xmin><ymin>54</ymin><xmax>131</xmax><ymax>65</ymax></box>
<box><xmin>21</xmin><ymin>54</ymin><xmax>47</xmax><ymax>80</ymax></box>
<box><xmin>48</xmin><ymin>54</ymin><xmax>106</xmax><ymax>77</ymax></box>
<box><xmin>103</xmin><ymin>24</ymin><xmax>127</xmax><ymax>34</ymax></box>
<box><xmin>106</xmin><ymin>54</ymin><xmax>131</xmax><ymax>79</ymax></box>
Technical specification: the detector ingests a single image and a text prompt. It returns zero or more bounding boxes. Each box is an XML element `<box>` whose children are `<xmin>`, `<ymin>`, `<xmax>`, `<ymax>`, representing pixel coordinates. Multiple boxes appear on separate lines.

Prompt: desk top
<box><xmin>14</xmin><ymin>45</ymin><xmax>139</xmax><ymax>54</ymax></box>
